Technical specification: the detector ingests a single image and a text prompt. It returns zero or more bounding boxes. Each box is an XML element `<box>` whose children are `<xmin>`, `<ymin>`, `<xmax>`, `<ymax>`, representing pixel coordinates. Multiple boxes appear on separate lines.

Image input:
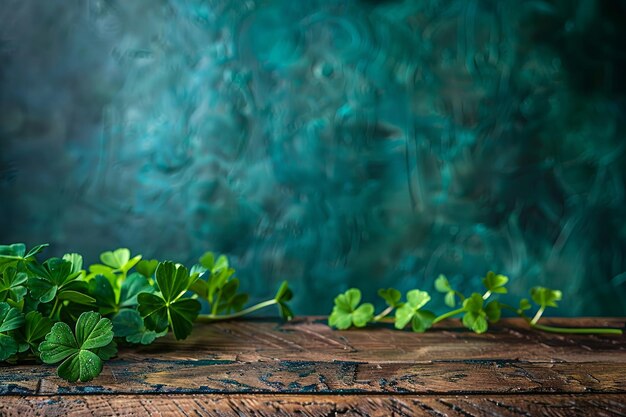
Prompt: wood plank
<box><xmin>0</xmin><ymin>318</ymin><xmax>624</xmax><ymax>396</ymax></box>
<box><xmin>1</xmin><ymin>393</ymin><xmax>625</xmax><ymax>417</ymax></box>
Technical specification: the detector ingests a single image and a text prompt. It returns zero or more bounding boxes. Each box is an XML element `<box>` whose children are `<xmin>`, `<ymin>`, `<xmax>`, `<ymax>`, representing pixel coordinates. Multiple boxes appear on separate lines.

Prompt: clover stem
<box><xmin>529</xmin><ymin>323</ymin><xmax>623</xmax><ymax>335</ymax></box>
<box><xmin>433</xmin><ymin>307</ymin><xmax>465</xmax><ymax>324</ymax></box>
<box><xmin>211</xmin><ymin>291</ymin><xmax>222</xmax><ymax>315</ymax></box>
<box><xmin>196</xmin><ymin>299</ymin><xmax>278</xmax><ymax>322</ymax></box>
<box><xmin>454</xmin><ymin>291</ymin><xmax>466</xmax><ymax>301</ymax></box>
<box><xmin>530</xmin><ymin>306</ymin><xmax>545</xmax><ymax>326</ymax></box>
<box><xmin>372</xmin><ymin>306</ymin><xmax>394</xmax><ymax>322</ymax></box>
<box><xmin>48</xmin><ymin>298</ymin><xmax>60</xmax><ymax>320</ymax></box>
<box><xmin>482</xmin><ymin>291</ymin><xmax>491</xmax><ymax>300</ymax></box>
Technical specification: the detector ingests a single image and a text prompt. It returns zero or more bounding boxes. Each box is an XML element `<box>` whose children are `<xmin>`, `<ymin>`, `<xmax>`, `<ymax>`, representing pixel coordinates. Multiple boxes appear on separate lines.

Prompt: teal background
<box><xmin>1</xmin><ymin>0</ymin><xmax>625</xmax><ymax>315</ymax></box>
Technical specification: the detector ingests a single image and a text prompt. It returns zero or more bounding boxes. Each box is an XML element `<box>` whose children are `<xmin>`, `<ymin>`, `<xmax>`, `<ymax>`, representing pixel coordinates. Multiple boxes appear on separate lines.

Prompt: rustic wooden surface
<box><xmin>1</xmin><ymin>317</ymin><xmax>625</xmax><ymax>416</ymax></box>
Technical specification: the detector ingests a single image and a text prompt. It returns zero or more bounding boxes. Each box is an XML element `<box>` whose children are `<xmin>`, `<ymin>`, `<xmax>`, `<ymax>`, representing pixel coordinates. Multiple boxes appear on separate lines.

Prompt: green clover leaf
<box><xmin>136</xmin><ymin>259</ymin><xmax>159</xmax><ymax>279</ymax></box>
<box><xmin>99</xmin><ymin>248</ymin><xmax>142</xmax><ymax>273</ymax></box>
<box><xmin>434</xmin><ymin>274</ymin><xmax>459</xmax><ymax>307</ymax></box>
<box><xmin>328</xmin><ymin>289</ymin><xmax>374</xmax><ymax>329</ymax></box>
<box><xmin>482</xmin><ymin>271</ymin><xmax>509</xmax><ymax>294</ymax></box>
<box><xmin>137</xmin><ymin>262</ymin><xmax>201</xmax><ymax>340</ymax></box>
<box><xmin>394</xmin><ymin>290</ymin><xmax>435</xmax><ymax>333</ymax></box>
<box><xmin>39</xmin><ymin>311</ymin><xmax>116</xmax><ymax>382</ymax></box>
<box><xmin>0</xmin><ymin>267</ymin><xmax>28</xmax><ymax>303</ymax></box>
<box><xmin>112</xmin><ymin>309</ymin><xmax>167</xmax><ymax>345</ymax></box>
<box><xmin>27</xmin><ymin>258</ymin><xmax>85</xmax><ymax>304</ymax></box>
<box><xmin>530</xmin><ymin>287</ymin><xmax>562</xmax><ymax>309</ymax></box>
<box><xmin>462</xmin><ymin>293</ymin><xmax>484</xmax><ymax>331</ymax></box>
<box><xmin>0</xmin><ymin>302</ymin><xmax>24</xmax><ymax>361</ymax></box>
<box><xmin>519</xmin><ymin>298</ymin><xmax>531</xmax><ymax>311</ymax></box>
<box><xmin>378</xmin><ymin>288</ymin><xmax>402</xmax><ymax>308</ymax></box>
<box><xmin>90</xmin><ymin>273</ymin><xmax>154</xmax><ymax>315</ymax></box>
<box><xmin>274</xmin><ymin>281</ymin><xmax>294</xmax><ymax>321</ymax></box>
<box><xmin>0</xmin><ymin>243</ymin><xmax>48</xmax><ymax>271</ymax></box>
<box><xmin>21</xmin><ymin>311</ymin><xmax>53</xmax><ymax>352</ymax></box>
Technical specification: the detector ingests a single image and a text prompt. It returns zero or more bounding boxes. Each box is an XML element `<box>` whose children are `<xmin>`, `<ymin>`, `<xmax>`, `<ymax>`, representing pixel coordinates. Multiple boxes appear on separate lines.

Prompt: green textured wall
<box><xmin>1</xmin><ymin>0</ymin><xmax>625</xmax><ymax>315</ymax></box>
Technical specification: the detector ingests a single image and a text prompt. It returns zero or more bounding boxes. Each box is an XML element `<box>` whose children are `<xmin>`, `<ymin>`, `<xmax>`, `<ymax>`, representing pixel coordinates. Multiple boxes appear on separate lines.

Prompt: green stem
<box><xmin>48</xmin><ymin>298</ymin><xmax>59</xmax><ymax>320</ymax></box>
<box><xmin>211</xmin><ymin>291</ymin><xmax>222</xmax><ymax>315</ymax></box>
<box><xmin>482</xmin><ymin>291</ymin><xmax>491</xmax><ymax>300</ymax></box>
<box><xmin>530</xmin><ymin>323</ymin><xmax>623</xmax><ymax>335</ymax></box>
<box><xmin>433</xmin><ymin>307</ymin><xmax>465</xmax><ymax>324</ymax></box>
<box><xmin>372</xmin><ymin>306</ymin><xmax>394</xmax><ymax>322</ymax></box>
<box><xmin>196</xmin><ymin>299</ymin><xmax>277</xmax><ymax>322</ymax></box>
<box><xmin>530</xmin><ymin>306</ymin><xmax>545</xmax><ymax>325</ymax></box>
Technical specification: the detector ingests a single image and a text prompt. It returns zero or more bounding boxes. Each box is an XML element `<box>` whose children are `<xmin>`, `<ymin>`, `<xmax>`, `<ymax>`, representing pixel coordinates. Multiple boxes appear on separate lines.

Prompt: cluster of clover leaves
<box><xmin>329</xmin><ymin>272</ymin><xmax>624</xmax><ymax>335</ymax></box>
<box><xmin>0</xmin><ymin>243</ymin><xmax>293</xmax><ymax>383</ymax></box>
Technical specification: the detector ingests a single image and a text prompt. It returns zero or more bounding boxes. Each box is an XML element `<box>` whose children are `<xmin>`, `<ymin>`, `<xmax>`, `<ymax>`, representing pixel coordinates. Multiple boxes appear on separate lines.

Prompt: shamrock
<box><xmin>378</xmin><ymin>288</ymin><xmax>402</xmax><ymax>308</ymax></box>
<box><xmin>0</xmin><ymin>243</ymin><xmax>48</xmax><ymax>271</ymax></box>
<box><xmin>482</xmin><ymin>271</ymin><xmax>509</xmax><ymax>295</ymax></box>
<box><xmin>39</xmin><ymin>311</ymin><xmax>116</xmax><ymax>382</ymax></box>
<box><xmin>0</xmin><ymin>267</ymin><xmax>28</xmax><ymax>303</ymax></box>
<box><xmin>461</xmin><ymin>293</ymin><xmax>501</xmax><ymax>334</ymax></box>
<box><xmin>434</xmin><ymin>275</ymin><xmax>461</xmax><ymax>307</ymax></box>
<box><xmin>0</xmin><ymin>302</ymin><xmax>24</xmax><ymax>361</ymax></box>
<box><xmin>328</xmin><ymin>289</ymin><xmax>374</xmax><ymax>329</ymax></box>
<box><xmin>112</xmin><ymin>309</ymin><xmax>167</xmax><ymax>345</ymax></box>
<box><xmin>137</xmin><ymin>262</ymin><xmax>201</xmax><ymax>340</ymax></box>
<box><xmin>19</xmin><ymin>311</ymin><xmax>53</xmax><ymax>353</ymax></box>
<box><xmin>274</xmin><ymin>281</ymin><xmax>294</xmax><ymax>321</ymax></box>
<box><xmin>530</xmin><ymin>287</ymin><xmax>562</xmax><ymax>309</ymax></box>
<box><xmin>27</xmin><ymin>258</ymin><xmax>93</xmax><ymax>305</ymax></box>
<box><xmin>89</xmin><ymin>273</ymin><xmax>153</xmax><ymax>315</ymax></box>
<box><xmin>394</xmin><ymin>290</ymin><xmax>435</xmax><ymax>333</ymax></box>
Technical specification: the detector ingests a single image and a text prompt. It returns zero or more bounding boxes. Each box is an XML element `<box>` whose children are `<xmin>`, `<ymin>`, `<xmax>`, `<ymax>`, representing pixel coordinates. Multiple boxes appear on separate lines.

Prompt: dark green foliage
<box><xmin>0</xmin><ymin>243</ymin><xmax>293</xmax><ymax>383</ymax></box>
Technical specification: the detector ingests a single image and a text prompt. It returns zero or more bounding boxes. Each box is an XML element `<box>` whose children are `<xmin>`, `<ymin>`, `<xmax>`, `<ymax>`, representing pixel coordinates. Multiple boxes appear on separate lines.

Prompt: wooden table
<box><xmin>0</xmin><ymin>317</ymin><xmax>624</xmax><ymax>416</ymax></box>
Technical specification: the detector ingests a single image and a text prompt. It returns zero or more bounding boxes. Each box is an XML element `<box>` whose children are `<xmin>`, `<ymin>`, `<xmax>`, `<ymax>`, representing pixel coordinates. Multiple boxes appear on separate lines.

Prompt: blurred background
<box><xmin>1</xmin><ymin>0</ymin><xmax>625</xmax><ymax>316</ymax></box>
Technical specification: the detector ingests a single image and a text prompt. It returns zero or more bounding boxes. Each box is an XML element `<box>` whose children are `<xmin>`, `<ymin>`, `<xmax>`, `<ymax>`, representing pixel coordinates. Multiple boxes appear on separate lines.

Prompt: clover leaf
<box><xmin>482</xmin><ymin>271</ymin><xmax>509</xmax><ymax>295</ymax></box>
<box><xmin>99</xmin><ymin>248</ymin><xmax>142</xmax><ymax>273</ymax></box>
<box><xmin>378</xmin><ymin>288</ymin><xmax>402</xmax><ymax>308</ymax></box>
<box><xmin>137</xmin><ymin>262</ymin><xmax>201</xmax><ymax>340</ymax></box>
<box><xmin>530</xmin><ymin>287</ymin><xmax>562</xmax><ymax>309</ymax></box>
<box><xmin>274</xmin><ymin>281</ymin><xmax>294</xmax><ymax>321</ymax></box>
<box><xmin>0</xmin><ymin>267</ymin><xmax>28</xmax><ymax>303</ymax></box>
<box><xmin>21</xmin><ymin>311</ymin><xmax>53</xmax><ymax>352</ymax></box>
<box><xmin>328</xmin><ymin>289</ymin><xmax>374</xmax><ymax>329</ymax></box>
<box><xmin>27</xmin><ymin>258</ymin><xmax>85</xmax><ymax>304</ymax></box>
<box><xmin>112</xmin><ymin>309</ymin><xmax>167</xmax><ymax>345</ymax></box>
<box><xmin>136</xmin><ymin>259</ymin><xmax>159</xmax><ymax>279</ymax></box>
<box><xmin>434</xmin><ymin>274</ymin><xmax>461</xmax><ymax>307</ymax></box>
<box><xmin>0</xmin><ymin>243</ymin><xmax>48</xmax><ymax>271</ymax></box>
<box><xmin>90</xmin><ymin>273</ymin><xmax>154</xmax><ymax>315</ymax></box>
<box><xmin>39</xmin><ymin>311</ymin><xmax>116</xmax><ymax>382</ymax></box>
<box><xmin>461</xmin><ymin>293</ymin><xmax>501</xmax><ymax>334</ymax></box>
<box><xmin>0</xmin><ymin>302</ymin><xmax>24</xmax><ymax>361</ymax></box>
<box><xmin>394</xmin><ymin>290</ymin><xmax>435</xmax><ymax>333</ymax></box>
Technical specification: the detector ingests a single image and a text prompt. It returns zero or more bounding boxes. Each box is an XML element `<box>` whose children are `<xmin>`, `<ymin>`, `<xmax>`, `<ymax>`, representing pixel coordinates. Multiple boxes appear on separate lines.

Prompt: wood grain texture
<box><xmin>0</xmin><ymin>317</ymin><xmax>624</xmax><ymax>415</ymax></box>
<box><xmin>0</xmin><ymin>394</ymin><xmax>625</xmax><ymax>417</ymax></box>
<box><xmin>1</xmin><ymin>317</ymin><xmax>624</xmax><ymax>395</ymax></box>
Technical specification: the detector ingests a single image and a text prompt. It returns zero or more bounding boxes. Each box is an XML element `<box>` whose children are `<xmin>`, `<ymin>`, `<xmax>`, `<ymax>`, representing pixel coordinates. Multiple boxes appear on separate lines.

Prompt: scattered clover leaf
<box><xmin>461</xmin><ymin>293</ymin><xmax>489</xmax><ymax>334</ymax></box>
<box><xmin>0</xmin><ymin>302</ymin><xmax>24</xmax><ymax>361</ymax></box>
<box><xmin>275</xmin><ymin>281</ymin><xmax>294</xmax><ymax>320</ymax></box>
<box><xmin>136</xmin><ymin>259</ymin><xmax>159</xmax><ymax>279</ymax></box>
<box><xmin>378</xmin><ymin>288</ymin><xmax>402</xmax><ymax>308</ymax></box>
<box><xmin>27</xmin><ymin>258</ymin><xmax>84</xmax><ymax>304</ymax></box>
<box><xmin>112</xmin><ymin>309</ymin><xmax>167</xmax><ymax>345</ymax></box>
<box><xmin>39</xmin><ymin>311</ymin><xmax>116</xmax><ymax>382</ymax></box>
<box><xmin>0</xmin><ymin>267</ymin><xmax>28</xmax><ymax>303</ymax></box>
<box><xmin>482</xmin><ymin>272</ymin><xmax>509</xmax><ymax>295</ymax></box>
<box><xmin>137</xmin><ymin>262</ymin><xmax>201</xmax><ymax>340</ymax></box>
<box><xmin>395</xmin><ymin>290</ymin><xmax>435</xmax><ymax>333</ymax></box>
<box><xmin>21</xmin><ymin>311</ymin><xmax>53</xmax><ymax>352</ymax></box>
<box><xmin>328</xmin><ymin>289</ymin><xmax>374</xmax><ymax>329</ymax></box>
<box><xmin>530</xmin><ymin>287</ymin><xmax>562</xmax><ymax>308</ymax></box>
<box><xmin>434</xmin><ymin>274</ymin><xmax>460</xmax><ymax>307</ymax></box>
